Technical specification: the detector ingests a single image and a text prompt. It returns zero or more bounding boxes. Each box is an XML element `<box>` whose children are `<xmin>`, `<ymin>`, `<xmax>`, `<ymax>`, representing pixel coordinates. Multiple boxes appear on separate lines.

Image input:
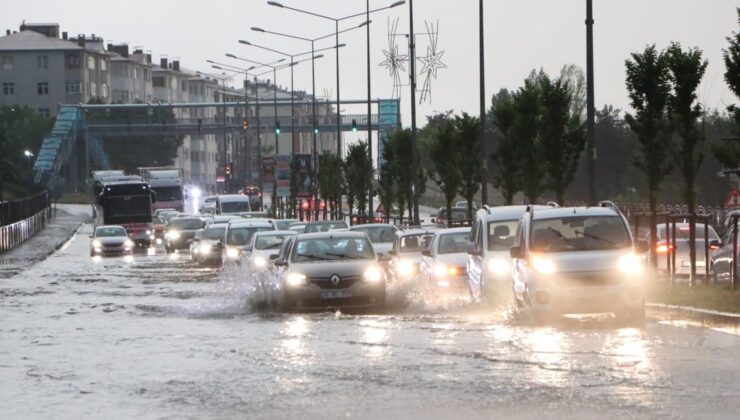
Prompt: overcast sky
<box><xmin>3</xmin><ymin>0</ymin><xmax>738</xmax><ymax>127</ymax></box>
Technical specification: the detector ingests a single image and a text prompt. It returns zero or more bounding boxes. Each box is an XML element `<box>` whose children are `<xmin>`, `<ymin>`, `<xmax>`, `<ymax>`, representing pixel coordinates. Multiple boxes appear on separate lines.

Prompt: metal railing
<box><xmin>0</xmin><ymin>191</ymin><xmax>52</xmax><ymax>252</ymax></box>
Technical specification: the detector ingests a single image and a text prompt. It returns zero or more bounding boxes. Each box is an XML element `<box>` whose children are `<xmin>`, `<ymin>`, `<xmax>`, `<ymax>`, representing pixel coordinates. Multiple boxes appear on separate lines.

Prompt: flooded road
<box><xmin>1</xmin><ymin>223</ymin><xmax>739</xmax><ymax>419</ymax></box>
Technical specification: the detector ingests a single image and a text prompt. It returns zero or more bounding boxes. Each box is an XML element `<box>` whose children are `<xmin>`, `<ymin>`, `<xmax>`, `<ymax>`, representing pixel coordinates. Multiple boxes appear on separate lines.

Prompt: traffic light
<box><xmin>314</xmin><ymin>127</ymin><xmax>319</xmax><ymax>134</ymax></box>
<box><xmin>225</xmin><ymin>163</ymin><xmax>232</xmax><ymax>176</ymax></box>
<box><xmin>242</xmin><ymin>118</ymin><xmax>249</xmax><ymax>130</ymax></box>
<box><xmin>275</xmin><ymin>121</ymin><xmax>281</xmax><ymax>135</ymax></box>
<box><xmin>351</xmin><ymin>119</ymin><xmax>357</xmax><ymax>132</ymax></box>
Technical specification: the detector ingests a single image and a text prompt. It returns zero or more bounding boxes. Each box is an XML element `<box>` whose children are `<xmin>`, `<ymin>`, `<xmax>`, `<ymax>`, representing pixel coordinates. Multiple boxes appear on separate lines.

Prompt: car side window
<box><xmin>470</xmin><ymin>218</ymin><xmax>479</xmax><ymax>243</ymax></box>
<box><xmin>476</xmin><ymin>221</ymin><xmax>484</xmax><ymax>251</ymax></box>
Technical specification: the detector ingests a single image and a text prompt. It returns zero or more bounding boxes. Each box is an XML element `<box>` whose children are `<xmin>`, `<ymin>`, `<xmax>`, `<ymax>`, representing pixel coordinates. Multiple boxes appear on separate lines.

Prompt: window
<box><xmin>87</xmin><ymin>56</ymin><xmax>96</xmax><ymax>70</ymax></box>
<box><xmin>37</xmin><ymin>82</ymin><xmax>49</xmax><ymax>95</ymax></box>
<box><xmin>100</xmin><ymin>59</ymin><xmax>107</xmax><ymax>71</ymax></box>
<box><xmin>181</xmin><ymin>80</ymin><xmax>187</xmax><ymax>91</ymax></box>
<box><xmin>38</xmin><ymin>108</ymin><xmax>50</xmax><ymax>118</ymax></box>
<box><xmin>2</xmin><ymin>55</ymin><xmax>13</xmax><ymax>70</ymax></box>
<box><xmin>90</xmin><ymin>82</ymin><xmax>97</xmax><ymax>96</ymax></box>
<box><xmin>65</xmin><ymin>54</ymin><xmax>80</xmax><ymax>69</ymax></box>
<box><xmin>152</xmin><ymin>76</ymin><xmax>165</xmax><ymax>88</ymax></box>
<box><xmin>2</xmin><ymin>83</ymin><xmax>14</xmax><ymax>95</ymax></box>
<box><xmin>144</xmin><ymin>69</ymin><xmax>150</xmax><ymax>81</ymax></box>
<box><xmin>65</xmin><ymin>81</ymin><xmax>81</xmax><ymax>95</ymax></box>
<box><xmin>37</xmin><ymin>55</ymin><xmax>48</xmax><ymax>69</ymax></box>
<box><xmin>134</xmin><ymin>67</ymin><xmax>140</xmax><ymax>80</ymax></box>
<box><xmin>101</xmin><ymin>83</ymin><xmax>109</xmax><ymax>98</ymax></box>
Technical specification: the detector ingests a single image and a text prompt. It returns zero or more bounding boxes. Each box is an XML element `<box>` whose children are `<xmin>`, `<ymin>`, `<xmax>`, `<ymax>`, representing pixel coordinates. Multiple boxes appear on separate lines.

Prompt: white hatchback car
<box><xmin>510</xmin><ymin>204</ymin><xmax>647</xmax><ymax>322</ymax></box>
<box><xmin>420</xmin><ymin>227</ymin><xmax>472</xmax><ymax>295</ymax></box>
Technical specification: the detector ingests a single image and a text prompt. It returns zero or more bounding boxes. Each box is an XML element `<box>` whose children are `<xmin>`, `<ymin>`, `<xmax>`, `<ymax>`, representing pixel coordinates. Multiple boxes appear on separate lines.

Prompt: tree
<box><xmin>318</xmin><ymin>151</ymin><xmax>344</xmax><ymax>216</ymax></box>
<box><xmin>344</xmin><ymin>141</ymin><xmax>373</xmax><ymax>218</ymax></box>
<box><xmin>665</xmin><ymin>42</ymin><xmax>708</xmax><ymax>284</ymax></box>
<box><xmin>717</xmin><ymin>8</ymin><xmax>740</xmax><ymax>169</ymax></box>
<box><xmin>489</xmin><ymin>89</ymin><xmax>521</xmax><ymax>204</ymax></box>
<box><xmin>428</xmin><ymin>119</ymin><xmax>462</xmax><ymax>225</ymax></box>
<box><xmin>559</xmin><ymin>64</ymin><xmax>587</xmax><ymax>121</ymax></box>
<box><xmin>455</xmin><ymin>113</ymin><xmax>481</xmax><ymax>219</ymax></box>
<box><xmin>384</xmin><ymin>129</ymin><xmax>414</xmax><ymax>220</ymax></box>
<box><xmin>625</xmin><ymin>45</ymin><xmax>673</xmax><ymax>270</ymax></box>
<box><xmin>538</xmin><ymin>74</ymin><xmax>586</xmax><ymax>205</ymax></box>
<box><xmin>376</xmin><ymin>161</ymin><xmax>395</xmax><ymax>222</ymax></box>
<box><xmin>513</xmin><ymin>79</ymin><xmax>546</xmax><ymax>203</ymax></box>
<box><xmin>0</xmin><ymin>106</ymin><xmax>54</xmax><ymax>200</ymax></box>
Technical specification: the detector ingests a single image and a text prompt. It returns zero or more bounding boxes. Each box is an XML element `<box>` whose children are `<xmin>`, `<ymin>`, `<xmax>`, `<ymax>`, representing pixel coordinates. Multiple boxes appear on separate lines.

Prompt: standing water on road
<box><xmin>1</xmin><ymin>223</ymin><xmax>739</xmax><ymax>419</ymax></box>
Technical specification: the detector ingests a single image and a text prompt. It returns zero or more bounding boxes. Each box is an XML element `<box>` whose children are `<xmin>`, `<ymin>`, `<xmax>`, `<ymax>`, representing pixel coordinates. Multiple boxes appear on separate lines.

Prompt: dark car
<box><xmin>304</xmin><ymin>220</ymin><xmax>348</xmax><ymax>233</ymax></box>
<box><xmin>165</xmin><ymin>217</ymin><xmax>206</xmax><ymax>252</ymax></box>
<box><xmin>275</xmin><ymin>231</ymin><xmax>387</xmax><ymax>311</ymax></box>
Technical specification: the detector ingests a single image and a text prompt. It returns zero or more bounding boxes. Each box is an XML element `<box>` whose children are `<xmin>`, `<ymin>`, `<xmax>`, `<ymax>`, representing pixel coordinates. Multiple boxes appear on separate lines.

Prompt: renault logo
<box><xmin>330</xmin><ymin>274</ymin><xmax>341</xmax><ymax>286</ymax></box>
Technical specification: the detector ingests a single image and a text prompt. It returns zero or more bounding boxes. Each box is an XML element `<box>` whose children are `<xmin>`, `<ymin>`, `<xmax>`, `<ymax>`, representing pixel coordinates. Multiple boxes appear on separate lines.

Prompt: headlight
<box><xmin>92</xmin><ymin>239</ymin><xmax>102</xmax><ymax>248</ymax></box>
<box><xmin>487</xmin><ymin>258</ymin><xmax>510</xmax><ymax>275</ymax></box>
<box><xmin>124</xmin><ymin>239</ymin><xmax>134</xmax><ymax>248</ymax></box>
<box><xmin>286</xmin><ymin>272</ymin><xmax>307</xmax><ymax>286</ymax></box>
<box><xmin>155</xmin><ymin>238</ymin><xmax>163</xmax><ymax>245</ymax></box>
<box><xmin>363</xmin><ymin>266</ymin><xmax>383</xmax><ymax>283</ymax></box>
<box><xmin>253</xmin><ymin>256</ymin><xmax>267</xmax><ymax>268</ymax></box>
<box><xmin>618</xmin><ymin>253</ymin><xmax>643</xmax><ymax>274</ymax></box>
<box><xmin>398</xmin><ymin>260</ymin><xmax>415</xmax><ymax>277</ymax></box>
<box><xmin>167</xmin><ymin>231</ymin><xmax>181</xmax><ymax>240</ymax></box>
<box><xmin>200</xmin><ymin>243</ymin><xmax>212</xmax><ymax>254</ymax></box>
<box><xmin>226</xmin><ymin>247</ymin><xmax>240</xmax><ymax>259</ymax></box>
<box><xmin>531</xmin><ymin>255</ymin><xmax>557</xmax><ymax>274</ymax></box>
<box><xmin>146</xmin><ymin>230</ymin><xmax>152</xmax><ymax>235</ymax></box>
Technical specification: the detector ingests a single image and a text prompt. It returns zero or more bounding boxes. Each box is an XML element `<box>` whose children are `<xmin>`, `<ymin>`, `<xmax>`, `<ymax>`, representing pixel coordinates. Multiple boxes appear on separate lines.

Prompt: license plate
<box><xmin>681</xmin><ymin>260</ymin><xmax>705</xmax><ymax>267</ymax></box>
<box><xmin>319</xmin><ymin>290</ymin><xmax>352</xmax><ymax>299</ymax></box>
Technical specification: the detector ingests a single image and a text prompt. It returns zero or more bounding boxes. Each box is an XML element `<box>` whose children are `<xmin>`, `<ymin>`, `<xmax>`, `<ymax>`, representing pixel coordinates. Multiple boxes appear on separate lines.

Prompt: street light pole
<box><xmin>312</xmin><ymin>39</ymin><xmax>318</xmax><ymax>220</ymax></box>
<box><xmin>366</xmin><ymin>0</ymin><xmax>374</xmax><ymax>219</ymax></box>
<box><xmin>479</xmin><ymin>0</ymin><xmax>488</xmax><ymax>206</ymax></box>
<box><xmin>586</xmin><ymin>0</ymin><xmax>596</xmax><ymax>205</ymax></box>
<box><xmin>409</xmin><ymin>0</ymin><xmax>419</xmax><ymax>225</ymax></box>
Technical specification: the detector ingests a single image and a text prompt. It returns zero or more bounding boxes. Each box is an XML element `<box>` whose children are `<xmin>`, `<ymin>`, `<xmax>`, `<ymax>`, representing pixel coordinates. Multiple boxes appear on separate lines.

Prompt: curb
<box><xmin>647</xmin><ymin>302</ymin><xmax>740</xmax><ymax>325</ymax></box>
<box><xmin>40</xmin><ymin>221</ymin><xmax>85</xmax><ymax>261</ymax></box>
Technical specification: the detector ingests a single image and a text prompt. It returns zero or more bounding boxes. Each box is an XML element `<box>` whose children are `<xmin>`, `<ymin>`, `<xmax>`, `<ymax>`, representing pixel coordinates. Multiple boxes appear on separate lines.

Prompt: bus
<box><xmin>95</xmin><ymin>179</ymin><xmax>157</xmax><ymax>246</ymax></box>
<box><xmin>138</xmin><ymin>167</ymin><xmax>185</xmax><ymax>213</ymax></box>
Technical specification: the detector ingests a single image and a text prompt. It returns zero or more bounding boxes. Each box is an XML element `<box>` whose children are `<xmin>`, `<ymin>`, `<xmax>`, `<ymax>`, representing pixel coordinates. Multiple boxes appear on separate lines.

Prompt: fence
<box><xmin>0</xmin><ymin>190</ymin><xmax>52</xmax><ymax>252</ymax></box>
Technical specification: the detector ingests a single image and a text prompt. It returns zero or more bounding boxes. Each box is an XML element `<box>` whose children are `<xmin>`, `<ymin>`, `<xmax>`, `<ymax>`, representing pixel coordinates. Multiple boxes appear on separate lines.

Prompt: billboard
<box><xmin>294</xmin><ymin>154</ymin><xmax>313</xmax><ymax>198</ymax></box>
<box><xmin>378</xmin><ymin>99</ymin><xmax>400</xmax><ymax>168</ymax></box>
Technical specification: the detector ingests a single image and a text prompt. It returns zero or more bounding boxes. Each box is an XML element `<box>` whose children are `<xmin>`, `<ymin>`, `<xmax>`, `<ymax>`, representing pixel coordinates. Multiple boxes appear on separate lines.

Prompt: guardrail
<box><xmin>0</xmin><ymin>191</ymin><xmax>52</xmax><ymax>252</ymax></box>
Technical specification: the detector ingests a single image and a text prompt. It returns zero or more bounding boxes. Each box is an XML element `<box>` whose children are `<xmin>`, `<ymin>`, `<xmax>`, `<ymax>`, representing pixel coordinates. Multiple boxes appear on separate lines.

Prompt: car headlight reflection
<box><xmin>432</xmin><ymin>263</ymin><xmax>448</xmax><ymax>277</ymax></box>
<box><xmin>92</xmin><ymin>239</ymin><xmax>102</xmax><ymax>248</ymax></box>
<box><xmin>226</xmin><ymin>247</ymin><xmax>240</xmax><ymax>259</ymax></box>
<box><xmin>167</xmin><ymin>230</ymin><xmax>181</xmax><ymax>240</ymax></box>
<box><xmin>618</xmin><ymin>253</ymin><xmax>643</xmax><ymax>274</ymax></box>
<box><xmin>488</xmin><ymin>258</ymin><xmax>510</xmax><ymax>275</ymax></box>
<box><xmin>398</xmin><ymin>260</ymin><xmax>416</xmax><ymax>277</ymax></box>
<box><xmin>286</xmin><ymin>272</ymin><xmax>307</xmax><ymax>287</ymax></box>
<box><xmin>200</xmin><ymin>243</ymin><xmax>212</xmax><ymax>254</ymax></box>
<box><xmin>124</xmin><ymin>239</ymin><xmax>134</xmax><ymax>249</ymax></box>
<box><xmin>363</xmin><ymin>266</ymin><xmax>383</xmax><ymax>283</ymax></box>
<box><xmin>531</xmin><ymin>255</ymin><xmax>557</xmax><ymax>275</ymax></box>
<box><xmin>253</xmin><ymin>256</ymin><xmax>267</xmax><ymax>268</ymax></box>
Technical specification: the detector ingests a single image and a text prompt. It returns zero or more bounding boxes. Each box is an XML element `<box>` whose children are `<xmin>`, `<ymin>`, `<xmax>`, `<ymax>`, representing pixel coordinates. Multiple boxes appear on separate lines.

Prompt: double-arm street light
<box><xmin>267</xmin><ymin>0</ymin><xmax>406</xmax><ymax>219</ymax></box>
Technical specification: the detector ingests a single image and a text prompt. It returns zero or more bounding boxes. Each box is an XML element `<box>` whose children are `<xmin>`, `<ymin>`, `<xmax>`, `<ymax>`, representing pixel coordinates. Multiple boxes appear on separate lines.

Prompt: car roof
<box><xmin>396</xmin><ymin>228</ymin><xmax>435</xmax><ymax>237</ymax></box>
<box><xmin>96</xmin><ymin>225</ymin><xmax>126</xmax><ymax>230</ymax></box>
<box><xmin>218</xmin><ymin>194</ymin><xmax>249</xmax><ymax>202</ymax></box>
<box><xmin>254</xmin><ymin>230</ymin><xmax>297</xmax><ymax>236</ymax></box>
<box><xmin>530</xmin><ymin>206</ymin><xmax>620</xmax><ymax>220</ymax></box>
<box><xmin>476</xmin><ymin>205</ymin><xmax>550</xmax><ymax>221</ymax></box>
<box><xmin>306</xmin><ymin>220</ymin><xmax>347</xmax><ymax>225</ymax></box>
<box><xmin>435</xmin><ymin>227</ymin><xmax>471</xmax><ymax>236</ymax></box>
<box><xmin>350</xmin><ymin>223</ymin><xmax>395</xmax><ymax>229</ymax></box>
<box><xmin>227</xmin><ymin>221</ymin><xmax>273</xmax><ymax>228</ymax></box>
<box><xmin>295</xmin><ymin>231</ymin><xmax>367</xmax><ymax>240</ymax></box>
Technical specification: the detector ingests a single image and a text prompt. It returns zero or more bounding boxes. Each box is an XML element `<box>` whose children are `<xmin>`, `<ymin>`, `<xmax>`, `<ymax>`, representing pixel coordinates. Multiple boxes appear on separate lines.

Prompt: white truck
<box><xmin>138</xmin><ymin>167</ymin><xmax>185</xmax><ymax>213</ymax></box>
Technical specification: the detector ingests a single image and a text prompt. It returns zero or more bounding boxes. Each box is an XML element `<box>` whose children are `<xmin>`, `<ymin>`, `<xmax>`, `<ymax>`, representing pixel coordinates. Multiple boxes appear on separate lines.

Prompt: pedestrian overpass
<box><xmin>32</xmin><ymin>98</ymin><xmax>401</xmax><ymax>194</ymax></box>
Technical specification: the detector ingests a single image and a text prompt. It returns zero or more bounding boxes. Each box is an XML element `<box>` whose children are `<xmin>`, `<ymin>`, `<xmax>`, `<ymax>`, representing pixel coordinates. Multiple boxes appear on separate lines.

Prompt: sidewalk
<box><xmin>0</xmin><ymin>204</ymin><xmax>90</xmax><ymax>278</ymax></box>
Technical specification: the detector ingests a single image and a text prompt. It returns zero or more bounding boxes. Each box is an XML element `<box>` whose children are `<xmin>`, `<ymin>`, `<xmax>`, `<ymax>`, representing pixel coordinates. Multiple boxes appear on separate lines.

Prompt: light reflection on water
<box><xmin>524</xmin><ymin>328</ymin><xmax>567</xmax><ymax>387</ymax></box>
<box><xmin>359</xmin><ymin>318</ymin><xmax>391</xmax><ymax>360</ymax></box>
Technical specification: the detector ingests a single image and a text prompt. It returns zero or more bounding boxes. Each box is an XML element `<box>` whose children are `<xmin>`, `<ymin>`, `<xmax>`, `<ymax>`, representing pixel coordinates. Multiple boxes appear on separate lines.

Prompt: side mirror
<box><xmin>509</xmin><ymin>245</ymin><xmax>523</xmax><ymax>259</ymax></box>
<box><xmin>466</xmin><ymin>241</ymin><xmax>482</xmax><ymax>256</ymax></box>
<box><xmin>274</xmin><ymin>258</ymin><xmax>287</xmax><ymax>267</ymax></box>
<box><xmin>96</xmin><ymin>194</ymin><xmax>104</xmax><ymax>206</ymax></box>
<box><xmin>269</xmin><ymin>254</ymin><xmax>280</xmax><ymax>261</ymax></box>
<box><xmin>150</xmin><ymin>191</ymin><xmax>157</xmax><ymax>204</ymax></box>
<box><xmin>709</xmin><ymin>239</ymin><xmax>721</xmax><ymax>249</ymax></box>
<box><xmin>378</xmin><ymin>253</ymin><xmax>392</xmax><ymax>262</ymax></box>
<box><xmin>388</xmin><ymin>249</ymin><xmax>397</xmax><ymax>256</ymax></box>
<box><xmin>431</xmin><ymin>218</ymin><xmax>436</xmax><ymax>224</ymax></box>
<box><xmin>89</xmin><ymin>235</ymin><xmax>93</xmax><ymax>238</ymax></box>
<box><xmin>636</xmin><ymin>240</ymin><xmax>650</xmax><ymax>254</ymax></box>
<box><xmin>421</xmin><ymin>249</ymin><xmax>432</xmax><ymax>257</ymax></box>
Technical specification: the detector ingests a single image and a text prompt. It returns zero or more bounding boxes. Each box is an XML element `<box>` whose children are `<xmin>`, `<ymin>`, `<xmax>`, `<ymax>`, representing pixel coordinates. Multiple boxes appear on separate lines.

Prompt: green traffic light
<box><xmin>314</xmin><ymin>128</ymin><xmax>319</xmax><ymax>134</ymax></box>
<box><xmin>352</xmin><ymin>127</ymin><xmax>357</xmax><ymax>133</ymax></box>
<box><xmin>275</xmin><ymin>128</ymin><xmax>281</xmax><ymax>134</ymax></box>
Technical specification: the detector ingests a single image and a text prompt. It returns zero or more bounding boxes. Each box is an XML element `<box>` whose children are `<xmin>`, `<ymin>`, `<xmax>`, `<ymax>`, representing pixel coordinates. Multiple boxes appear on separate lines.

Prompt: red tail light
<box><xmin>709</xmin><ymin>244</ymin><xmax>720</xmax><ymax>250</ymax></box>
<box><xmin>656</xmin><ymin>242</ymin><xmax>674</xmax><ymax>254</ymax></box>
<box><xmin>301</xmin><ymin>201</ymin><xmax>309</xmax><ymax>210</ymax></box>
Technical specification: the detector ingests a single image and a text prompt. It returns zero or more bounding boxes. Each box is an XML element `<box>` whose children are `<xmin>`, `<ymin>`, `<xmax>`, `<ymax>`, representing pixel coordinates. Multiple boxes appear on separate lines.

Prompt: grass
<box><xmin>647</xmin><ymin>281</ymin><xmax>740</xmax><ymax>314</ymax></box>
<box><xmin>56</xmin><ymin>192</ymin><xmax>91</xmax><ymax>205</ymax></box>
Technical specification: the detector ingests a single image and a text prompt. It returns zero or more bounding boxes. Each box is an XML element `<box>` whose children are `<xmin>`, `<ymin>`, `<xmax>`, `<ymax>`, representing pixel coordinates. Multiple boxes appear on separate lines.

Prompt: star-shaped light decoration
<box><xmin>417</xmin><ymin>20</ymin><xmax>446</xmax><ymax>103</ymax></box>
<box><xmin>379</xmin><ymin>17</ymin><xmax>407</xmax><ymax>99</ymax></box>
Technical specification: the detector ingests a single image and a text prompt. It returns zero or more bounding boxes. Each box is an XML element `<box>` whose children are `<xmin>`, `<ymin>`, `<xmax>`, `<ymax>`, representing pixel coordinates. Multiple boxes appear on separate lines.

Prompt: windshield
<box><xmin>169</xmin><ymin>218</ymin><xmax>204</xmax><ymax>230</ymax></box>
<box><xmin>438</xmin><ymin>208</ymin><xmax>468</xmax><ymax>221</ymax></box>
<box><xmin>292</xmin><ymin>237</ymin><xmax>374</xmax><ymax>262</ymax></box>
<box><xmin>95</xmin><ymin>227</ymin><xmax>127</xmax><ymax>237</ymax></box>
<box><xmin>304</xmin><ymin>221</ymin><xmax>348</xmax><ymax>233</ymax></box>
<box><xmin>438</xmin><ymin>232</ymin><xmax>470</xmax><ymax>254</ymax></box>
<box><xmin>254</xmin><ymin>234</ymin><xmax>291</xmax><ymax>250</ymax></box>
<box><xmin>226</xmin><ymin>226</ymin><xmax>271</xmax><ymax>246</ymax></box>
<box><xmin>152</xmin><ymin>216</ymin><xmax>164</xmax><ymax>225</ymax></box>
<box><xmin>104</xmin><ymin>196</ymin><xmax>151</xmax><ymax>222</ymax></box>
<box><xmin>203</xmin><ymin>226</ymin><xmax>226</xmax><ymax>241</ymax></box>
<box><xmin>204</xmin><ymin>196</ymin><xmax>217</xmax><ymax>203</ymax></box>
<box><xmin>488</xmin><ymin>220</ymin><xmax>519</xmax><ymax>251</ymax></box>
<box><xmin>658</xmin><ymin>225</ymin><xmax>719</xmax><ymax>240</ymax></box>
<box><xmin>220</xmin><ymin>201</ymin><xmax>250</xmax><ymax>213</ymax></box>
<box><xmin>152</xmin><ymin>186</ymin><xmax>182</xmax><ymax>201</ymax></box>
<box><xmin>531</xmin><ymin>216</ymin><xmax>631</xmax><ymax>253</ymax></box>
<box><xmin>352</xmin><ymin>226</ymin><xmax>396</xmax><ymax>243</ymax></box>
<box><xmin>400</xmin><ymin>234</ymin><xmax>433</xmax><ymax>253</ymax></box>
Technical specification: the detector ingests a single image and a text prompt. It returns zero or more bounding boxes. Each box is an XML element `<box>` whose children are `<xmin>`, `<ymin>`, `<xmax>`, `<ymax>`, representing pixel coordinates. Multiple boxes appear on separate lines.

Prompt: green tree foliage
<box><xmin>428</xmin><ymin>118</ymin><xmax>462</xmax><ymax>225</ymax></box>
<box><xmin>717</xmin><ymin>8</ymin><xmax>740</xmax><ymax>169</ymax></box>
<box><xmin>0</xmin><ymin>106</ymin><xmax>54</xmax><ymax>199</ymax></box>
<box><xmin>625</xmin><ymin>45</ymin><xmax>673</xmax><ymax>268</ymax></box>
<box><xmin>85</xmin><ymin>101</ymin><xmax>183</xmax><ymax>172</ymax></box>
<box><xmin>538</xmin><ymin>74</ymin><xmax>586</xmax><ymax>205</ymax></box>
<box><xmin>344</xmin><ymin>141</ymin><xmax>373</xmax><ymax>217</ymax></box>
<box><xmin>512</xmin><ymin>78</ymin><xmax>546</xmax><ymax>203</ymax></box>
<box><xmin>318</xmin><ymin>151</ymin><xmax>344</xmax><ymax>214</ymax></box>
<box><xmin>455</xmin><ymin>113</ymin><xmax>481</xmax><ymax>219</ymax></box>
<box><xmin>489</xmin><ymin>89</ymin><xmax>521</xmax><ymax>204</ymax></box>
<box><xmin>383</xmin><ymin>129</ymin><xmax>415</xmax><ymax>219</ymax></box>
<box><xmin>376</xmin><ymin>160</ymin><xmax>395</xmax><ymax>221</ymax></box>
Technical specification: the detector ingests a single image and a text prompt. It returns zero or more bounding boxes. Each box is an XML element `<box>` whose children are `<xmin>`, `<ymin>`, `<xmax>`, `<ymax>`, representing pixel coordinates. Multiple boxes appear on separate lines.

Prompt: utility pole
<box><xmin>479</xmin><ymin>0</ymin><xmax>488</xmax><ymax>206</ymax></box>
<box><xmin>409</xmin><ymin>0</ymin><xmax>419</xmax><ymax>225</ymax></box>
<box><xmin>586</xmin><ymin>0</ymin><xmax>596</xmax><ymax>205</ymax></box>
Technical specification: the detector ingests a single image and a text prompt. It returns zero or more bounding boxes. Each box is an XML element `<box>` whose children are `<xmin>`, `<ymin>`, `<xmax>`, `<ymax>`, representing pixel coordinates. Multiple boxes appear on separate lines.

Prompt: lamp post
<box><xmin>267</xmin><ymin>0</ymin><xmax>405</xmax><ymax>219</ymax></box>
<box><xmin>479</xmin><ymin>0</ymin><xmax>488</xmax><ymax>206</ymax></box>
<box><xmin>586</xmin><ymin>0</ymin><xmax>596</xmax><ymax>205</ymax></box>
<box><xmin>408</xmin><ymin>0</ymin><xmax>419</xmax><ymax>225</ymax></box>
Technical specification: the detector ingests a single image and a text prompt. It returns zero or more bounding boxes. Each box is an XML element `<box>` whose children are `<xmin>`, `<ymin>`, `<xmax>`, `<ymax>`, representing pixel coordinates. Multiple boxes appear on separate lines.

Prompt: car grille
<box><xmin>103</xmin><ymin>242</ymin><xmax>124</xmax><ymax>248</ymax></box>
<box><xmin>309</xmin><ymin>275</ymin><xmax>362</xmax><ymax>289</ymax></box>
<box><xmin>298</xmin><ymin>296</ymin><xmax>378</xmax><ymax>307</ymax></box>
<box><xmin>556</xmin><ymin>272</ymin><xmax>621</xmax><ymax>287</ymax></box>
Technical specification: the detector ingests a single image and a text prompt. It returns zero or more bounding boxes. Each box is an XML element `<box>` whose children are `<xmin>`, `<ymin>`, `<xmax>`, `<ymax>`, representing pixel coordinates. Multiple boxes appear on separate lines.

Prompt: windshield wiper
<box><xmin>296</xmin><ymin>253</ymin><xmax>326</xmax><ymax>261</ymax></box>
<box><xmin>575</xmin><ymin>230</ymin><xmax>618</xmax><ymax>248</ymax></box>
<box><xmin>265</xmin><ymin>243</ymin><xmax>283</xmax><ymax>250</ymax></box>
<box><xmin>325</xmin><ymin>252</ymin><xmax>366</xmax><ymax>260</ymax></box>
